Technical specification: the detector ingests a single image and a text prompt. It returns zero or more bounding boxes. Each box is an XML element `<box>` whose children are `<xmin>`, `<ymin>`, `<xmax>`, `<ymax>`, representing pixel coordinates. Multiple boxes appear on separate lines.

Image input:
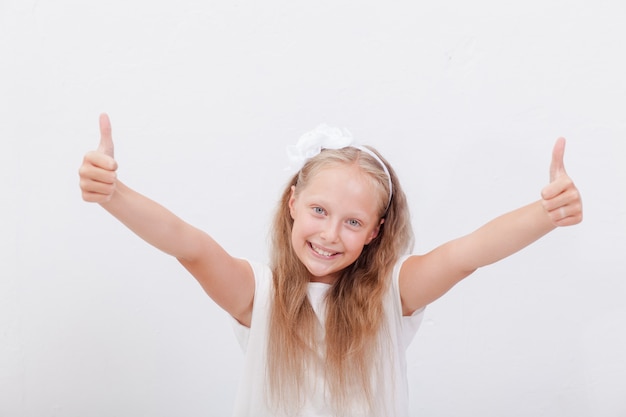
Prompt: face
<box><xmin>289</xmin><ymin>164</ymin><xmax>383</xmax><ymax>284</ymax></box>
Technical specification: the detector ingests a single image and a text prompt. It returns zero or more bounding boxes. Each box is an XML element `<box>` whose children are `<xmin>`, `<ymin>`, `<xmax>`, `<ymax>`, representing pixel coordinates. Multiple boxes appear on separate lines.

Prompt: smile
<box><xmin>309</xmin><ymin>242</ymin><xmax>339</xmax><ymax>258</ymax></box>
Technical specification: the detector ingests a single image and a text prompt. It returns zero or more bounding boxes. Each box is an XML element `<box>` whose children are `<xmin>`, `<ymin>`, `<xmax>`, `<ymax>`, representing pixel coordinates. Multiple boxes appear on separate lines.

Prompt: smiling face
<box><xmin>288</xmin><ymin>163</ymin><xmax>383</xmax><ymax>284</ymax></box>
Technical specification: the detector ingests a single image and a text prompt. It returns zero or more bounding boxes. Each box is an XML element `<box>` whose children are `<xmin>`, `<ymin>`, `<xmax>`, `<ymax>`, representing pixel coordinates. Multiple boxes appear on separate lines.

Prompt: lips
<box><xmin>308</xmin><ymin>242</ymin><xmax>340</xmax><ymax>258</ymax></box>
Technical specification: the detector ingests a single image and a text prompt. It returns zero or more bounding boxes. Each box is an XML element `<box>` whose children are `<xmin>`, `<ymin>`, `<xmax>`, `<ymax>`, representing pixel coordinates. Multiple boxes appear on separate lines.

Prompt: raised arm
<box><xmin>399</xmin><ymin>138</ymin><xmax>582</xmax><ymax>315</ymax></box>
<box><xmin>79</xmin><ymin>114</ymin><xmax>254</xmax><ymax>326</ymax></box>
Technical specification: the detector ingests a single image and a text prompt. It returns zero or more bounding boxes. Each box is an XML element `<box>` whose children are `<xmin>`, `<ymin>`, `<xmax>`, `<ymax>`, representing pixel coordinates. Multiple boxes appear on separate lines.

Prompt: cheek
<box><xmin>290</xmin><ymin>219</ymin><xmax>308</xmax><ymax>245</ymax></box>
<box><xmin>293</xmin><ymin>215</ymin><xmax>317</xmax><ymax>236</ymax></box>
<box><xmin>345</xmin><ymin>233</ymin><xmax>368</xmax><ymax>252</ymax></box>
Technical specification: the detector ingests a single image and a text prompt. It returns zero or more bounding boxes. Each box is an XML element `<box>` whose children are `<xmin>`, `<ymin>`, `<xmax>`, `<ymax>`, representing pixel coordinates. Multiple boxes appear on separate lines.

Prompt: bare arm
<box><xmin>400</xmin><ymin>138</ymin><xmax>583</xmax><ymax>315</ymax></box>
<box><xmin>79</xmin><ymin>114</ymin><xmax>254</xmax><ymax>326</ymax></box>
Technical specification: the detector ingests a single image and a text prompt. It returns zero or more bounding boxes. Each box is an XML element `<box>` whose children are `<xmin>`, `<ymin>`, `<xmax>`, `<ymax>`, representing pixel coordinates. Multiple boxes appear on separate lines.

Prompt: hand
<box><xmin>540</xmin><ymin>137</ymin><xmax>583</xmax><ymax>226</ymax></box>
<box><xmin>79</xmin><ymin>113</ymin><xmax>118</xmax><ymax>203</ymax></box>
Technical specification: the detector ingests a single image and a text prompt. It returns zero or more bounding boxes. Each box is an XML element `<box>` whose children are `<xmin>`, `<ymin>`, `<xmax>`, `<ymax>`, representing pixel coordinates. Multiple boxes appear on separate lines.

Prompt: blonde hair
<box><xmin>267</xmin><ymin>146</ymin><xmax>413</xmax><ymax>415</ymax></box>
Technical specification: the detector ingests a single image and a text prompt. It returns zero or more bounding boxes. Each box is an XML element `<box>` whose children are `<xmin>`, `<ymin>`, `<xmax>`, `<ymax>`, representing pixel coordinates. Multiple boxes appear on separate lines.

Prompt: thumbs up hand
<box><xmin>540</xmin><ymin>138</ymin><xmax>583</xmax><ymax>226</ymax></box>
<box><xmin>79</xmin><ymin>113</ymin><xmax>119</xmax><ymax>203</ymax></box>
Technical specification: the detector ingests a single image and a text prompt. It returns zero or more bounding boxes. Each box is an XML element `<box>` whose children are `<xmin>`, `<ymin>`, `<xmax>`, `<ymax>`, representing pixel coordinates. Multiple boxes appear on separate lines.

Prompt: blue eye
<box><xmin>347</xmin><ymin>219</ymin><xmax>361</xmax><ymax>227</ymax></box>
<box><xmin>313</xmin><ymin>207</ymin><xmax>326</xmax><ymax>215</ymax></box>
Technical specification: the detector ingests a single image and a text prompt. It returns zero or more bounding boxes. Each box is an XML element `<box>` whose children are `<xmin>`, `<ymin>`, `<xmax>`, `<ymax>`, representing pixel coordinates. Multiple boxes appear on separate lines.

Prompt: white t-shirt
<box><xmin>232</xmin><ymin>256</ymin><xmax>425</xmax><ymax>417</ymax></box>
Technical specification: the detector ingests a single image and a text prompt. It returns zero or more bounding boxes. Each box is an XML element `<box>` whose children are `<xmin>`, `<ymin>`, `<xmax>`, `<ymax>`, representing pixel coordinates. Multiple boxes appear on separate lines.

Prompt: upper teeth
<box><xmin>312</xmin><ymin>244</ymin><xmax>334</xmax><ymax>257</ymax></box>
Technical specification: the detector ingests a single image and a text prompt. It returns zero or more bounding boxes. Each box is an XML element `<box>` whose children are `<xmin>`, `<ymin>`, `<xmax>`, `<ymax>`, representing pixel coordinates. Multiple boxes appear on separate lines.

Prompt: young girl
<box><xmin>79</xmin><ymin>114</ymin><xmax>582</xmax><ymax>417</ymax></box>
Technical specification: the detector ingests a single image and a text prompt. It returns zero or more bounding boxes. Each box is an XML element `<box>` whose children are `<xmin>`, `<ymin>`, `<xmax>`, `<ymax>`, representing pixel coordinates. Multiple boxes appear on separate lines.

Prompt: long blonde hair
<box><xmin>267</xmin><ymin>146</ymin><xmax>413</xmax><ymax>415</ymax></box>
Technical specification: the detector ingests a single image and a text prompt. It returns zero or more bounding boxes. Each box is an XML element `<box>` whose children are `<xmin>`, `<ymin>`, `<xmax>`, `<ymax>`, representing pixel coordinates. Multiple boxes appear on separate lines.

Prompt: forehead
<box><xmin>297</xmin><ymin>164</ymin><xmax>383</xmax><ymax>216</ymax></box>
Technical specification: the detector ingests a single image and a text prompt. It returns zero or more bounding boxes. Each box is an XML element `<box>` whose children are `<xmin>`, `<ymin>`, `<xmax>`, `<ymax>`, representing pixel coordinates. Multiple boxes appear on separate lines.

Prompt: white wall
<box><xmin>1</xmin><ymin>0</ymin><xmax>624</xmax><ymax>416</ymax></box>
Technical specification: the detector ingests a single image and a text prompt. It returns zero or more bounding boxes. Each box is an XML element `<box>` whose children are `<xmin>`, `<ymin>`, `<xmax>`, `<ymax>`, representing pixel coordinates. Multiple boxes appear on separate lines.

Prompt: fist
<box><xmin>79</xmin><ymin>113</ymin><xmax>118</xmax><ymax>203</ymax></box>
<box><xmin>540</xmin><ymin>137</ymin><xmax>583</xmax><ymax>227</ymax></box>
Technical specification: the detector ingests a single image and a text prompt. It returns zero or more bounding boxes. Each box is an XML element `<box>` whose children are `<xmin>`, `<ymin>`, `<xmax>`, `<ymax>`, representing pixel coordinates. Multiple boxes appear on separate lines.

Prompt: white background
<box><xmin>1</xmin><ymin>0</ymin><xmax>625</xmax><ymax>416</ymax></box>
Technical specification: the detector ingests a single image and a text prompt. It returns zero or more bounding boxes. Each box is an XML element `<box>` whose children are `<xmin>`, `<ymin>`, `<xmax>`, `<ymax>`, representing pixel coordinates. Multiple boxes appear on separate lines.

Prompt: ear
<box><xmin>288</xmin><ymin>186</ymin><xmax>296</xmax><ymax>219</ymax></box>
<box><xmin>365</xmin><ymin>218</ymin><xmax>384</xmax><ymax>245</ymax></box>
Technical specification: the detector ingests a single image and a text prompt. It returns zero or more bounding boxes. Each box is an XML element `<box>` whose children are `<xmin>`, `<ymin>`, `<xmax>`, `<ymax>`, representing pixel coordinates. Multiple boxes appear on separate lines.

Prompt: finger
<box><xmin>549</xmin><ymin>137</ymin><xmax>567</xmax><ymax>182</ymax></box>
<box><xmin>541</xmin><ymin>187</ymin><xmax>580</xmax><ymax>212</ymax></box>
<box><xmin>545</xmin><ymin>204</ymin><xmax>583</xmax><ymax>227</ymax></box>
<box><xmin>83</xmin><ymin>150</ymin><xmax>118</xmax><ymax>171</ymax></box>
<box><xmin>79</xmin><ymin>165</ymin><xmax>117</xmax><ymax>201</ymax></box>
<box><xmin>541</xmin><ymin>174</ymin><xmax>573</xmax><ymax>200</ymax></box>
<box><xmin>78</xmin><ymin>162</ymin><xmax>117</xmax><ymax>184</ymax></box>
<box><xmin>547</xmin><ymin>206</ymin><xmax>569</xmax><ymax>226</ymax></box>
<box><xmin>81</xmin><ymin>189</ymin><xmax>115</xmax><ymax>203</ymax></box>
<box><xmin>98</xmin><ymin>113</ymin><xmax>115</xmax><ymax>158</ymax></box>
<box><xmin>80</xmin><ymin>178</ymin><xmax>116</xmax><ymax>196</ymax></box>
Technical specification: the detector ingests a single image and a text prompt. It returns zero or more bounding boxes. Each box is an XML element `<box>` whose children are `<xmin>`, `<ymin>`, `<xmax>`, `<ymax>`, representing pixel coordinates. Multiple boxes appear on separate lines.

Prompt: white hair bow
<box><xmin>286</xmin><ymin>124</ymin><xmax>354</xmax><ymax>172</ymax></box>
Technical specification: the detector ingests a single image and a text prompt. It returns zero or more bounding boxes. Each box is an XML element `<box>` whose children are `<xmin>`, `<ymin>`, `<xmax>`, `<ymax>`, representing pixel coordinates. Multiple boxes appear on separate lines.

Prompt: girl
<box><xmin>79</xmin><ymin>114</ymin><xmax>582</xmax><ymax>417</ymax></box>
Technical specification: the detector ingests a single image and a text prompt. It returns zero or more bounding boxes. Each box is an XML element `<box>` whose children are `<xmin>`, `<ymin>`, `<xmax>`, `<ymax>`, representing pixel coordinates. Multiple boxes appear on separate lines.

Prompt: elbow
<box><xmin>460</xmin><ymin>267</ymin><xmax>477</xmax><ymax>281</ymax></box>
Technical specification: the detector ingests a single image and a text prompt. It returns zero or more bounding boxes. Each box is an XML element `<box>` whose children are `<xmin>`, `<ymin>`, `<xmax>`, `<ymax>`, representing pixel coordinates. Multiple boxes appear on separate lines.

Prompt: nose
<box><xmin>320</xmin><ymin>220</ymin><xmax>340</xmax><ymax>242</ymax></box>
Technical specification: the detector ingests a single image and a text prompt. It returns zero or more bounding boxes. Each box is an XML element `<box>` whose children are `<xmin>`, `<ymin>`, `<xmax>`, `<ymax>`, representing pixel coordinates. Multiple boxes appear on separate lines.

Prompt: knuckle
<box><xmin>83</xmin><ymin>151</ymin><xmax>96</xmax><ymax>164</ymax></box>
<box><xmin>542</xmin><ymin>199</ymin><xmax>556</xmax><ymax>212</ymax></box>
<box><xmin>81</xmin><ymin>191</ymin><xmax>95</xmax><ymax>202</ymax></box>
<box><xmin>549</xmin><ymin>212</ymin><xmax>560</xmax><ymax>224</ymax></box>
<box><xmin>78</xmin><ymin>165</ymin><xmax>88</xmax><ymax>177</ymax></box>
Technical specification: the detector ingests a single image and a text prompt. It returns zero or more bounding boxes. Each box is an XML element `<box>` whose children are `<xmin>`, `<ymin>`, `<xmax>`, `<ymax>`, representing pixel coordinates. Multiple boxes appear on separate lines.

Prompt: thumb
<box><xmin>98</xmin><ymin>113</ymin><xmax>115</xmax><ymax>158</ymax></box>
<box><xmin>549</xmin><ymin>137</ymin><xmax>567</xmax><ymax>182</ymax></box>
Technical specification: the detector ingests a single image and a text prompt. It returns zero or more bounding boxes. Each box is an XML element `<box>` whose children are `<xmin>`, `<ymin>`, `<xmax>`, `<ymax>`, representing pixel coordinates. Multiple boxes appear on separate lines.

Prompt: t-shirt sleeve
<box><xmin>393</xmin><ymin>255</ymin><xmax>426</xmax><ymax>349</ymax></box>
<box><xmin>232</xmin><ymin>316</ymin><xmax>251</xmax><ymax>352</ymax></box>
<box><xmin>231</xmin><ymin>259</ymin><xmax>270</xmax><ymax>352</ymax></box>
<box><xmin>401</xmin><ymin>306</ymin><xmax>425</xmax><ymax>348</ymax></box>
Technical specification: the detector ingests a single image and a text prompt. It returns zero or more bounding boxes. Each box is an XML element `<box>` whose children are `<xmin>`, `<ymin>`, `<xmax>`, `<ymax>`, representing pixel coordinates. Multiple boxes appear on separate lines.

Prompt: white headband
<box><xmin>286</xmin><ymin>124</ymin><xmax>393</xmax><ymax>211</ymax></box>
